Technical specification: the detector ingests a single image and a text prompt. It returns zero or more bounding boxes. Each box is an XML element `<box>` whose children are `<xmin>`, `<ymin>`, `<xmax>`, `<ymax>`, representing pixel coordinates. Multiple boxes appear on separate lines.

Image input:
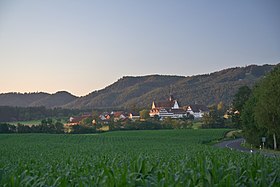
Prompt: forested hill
<box><xmin>0</xmin><ymin>64</ymin><xmax>275</xmax><ymax>109</ymax></box>
<box><xmin>64</xmin><ymin>64</ymin><xmax>275</xmax><ymax>109</ymax></box>
<box><xmin>0</xmin><ymin>91</ymin><xmax>77</xmax><ymax>108</ymax></box>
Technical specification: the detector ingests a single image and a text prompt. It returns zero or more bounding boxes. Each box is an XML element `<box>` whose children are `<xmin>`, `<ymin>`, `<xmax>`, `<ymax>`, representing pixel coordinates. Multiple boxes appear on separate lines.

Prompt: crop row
<box><xmin>0</xmin><ymin>129</ymin><xmax>279</xmax><ymax>186</ymax></box>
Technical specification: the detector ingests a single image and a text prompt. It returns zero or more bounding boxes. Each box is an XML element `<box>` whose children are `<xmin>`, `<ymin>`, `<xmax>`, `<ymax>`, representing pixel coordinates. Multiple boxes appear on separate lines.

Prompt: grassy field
<box><xmin>0</xmin><ymin>129</ymin><xmax>279</xmax><ymax>186</ymax></box>
<box><xmin>8</xmin><ymin>120</ymin><xmax>42</xmax><ymax>126</ymax></box>
<box><xmin>8</xmin><ymin>119</ymin><xmax>68</xmax><ymax>126</ymax></box>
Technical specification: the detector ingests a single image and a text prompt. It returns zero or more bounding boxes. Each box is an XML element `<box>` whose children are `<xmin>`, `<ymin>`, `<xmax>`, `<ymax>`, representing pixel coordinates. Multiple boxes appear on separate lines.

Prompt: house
<box><xmin>66</xmin><ymin>114</ymin><xmax>92</xmax><ymax>126</ymax></box>
<box><xmin>149</xmin><ymin>95</ymin><xmax>186</xmax><ymax>119</ymax></box>
<box><xmin>99</xmin><ymin>112</ymin><xmax>111</xmax><ymax>121</ymax></box>
<box><xmin>129</xmin><ymin>113</ymin><xmax>140</xmax><ymax>121</ymax></box>
<box><xmin>186</xmin><ymin>105</ymin><xmax>209</xmax><ymax>118</ymax></box>
<box><xmin>111</xmin><ymin>111</ymin><xmax>127</xmax><ymax>122</ymax></box>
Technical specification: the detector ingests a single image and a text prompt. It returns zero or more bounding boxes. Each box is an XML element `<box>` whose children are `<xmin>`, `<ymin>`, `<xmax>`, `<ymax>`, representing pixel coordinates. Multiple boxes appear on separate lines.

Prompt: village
<box><xmin>65</xmin><ymin>95</ymin><xmax>210</xmax><ymax>129</ymax></box>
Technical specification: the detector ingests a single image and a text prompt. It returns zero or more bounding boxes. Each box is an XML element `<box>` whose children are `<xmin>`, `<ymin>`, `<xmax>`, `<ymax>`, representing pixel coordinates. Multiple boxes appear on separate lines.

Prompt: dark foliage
<box><xmin>232</xmin><ymin>86</ymin><xmax>252</xmax><ymax>112</ymax></box>
<box><xmin>71</xmin><ymin>125</ymin><xmax>96</xmax><ymax>134</ymax></box>
<box><xmin>202</xmin><ymin>105</ymin><xmax>227</xmax><ymax>128</ymax></box>
<box><xmin>0</xmin><ymin>119</ymin><xmax>65</xmax><ymax>134</ymax></box>
<box><xmin>0</xmin><ymin>123</ymin><xmax>15</xmax><ymax>133</ymax></box>
<box><xmin>0</xmin><ymin>106</ymin><xmax>86</xmax><ymax>122</ymax></box>
<box><xmin>241</xmin><ymin>65</ymin><xmax>280</xmax><ymax>149</ymax></box>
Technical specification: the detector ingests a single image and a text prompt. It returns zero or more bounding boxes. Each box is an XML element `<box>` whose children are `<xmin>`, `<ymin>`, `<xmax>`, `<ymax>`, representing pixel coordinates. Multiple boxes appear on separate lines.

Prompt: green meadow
<box><xmin>8</xmin><ymin>120</ymin><xmax>42</xmax><ymax>126</ymax></box>
<box><xmin>0</xmin><ymin>129</ymin><xmax>279</xmax><ymax>186</ymax></box>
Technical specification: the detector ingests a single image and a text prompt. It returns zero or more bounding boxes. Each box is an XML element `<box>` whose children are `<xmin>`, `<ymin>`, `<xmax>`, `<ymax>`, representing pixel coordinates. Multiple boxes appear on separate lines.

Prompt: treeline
<box><xmin>0</xmin><ymin>119</ymin><xmax>64</xmax><ymax>133</ymax></box>
<box><xmin>0</xmin><ymin>106</ymin><xmax>88</xmax><ymax>122</ymax></box>
<box><xmin>70</xmin><ymin>118</ymin><xmax>194</xmax><ymax>134</ymax></box>
<box><xmin>232</xmin><ymin>65</ymin><xmax>280</xmax><ymax>150</ymax></box>
<box><xmin>0</xmin><ymin>118</ymin><xmax>194</xmax><ymax>134</ymax></box>
<box><xmin>241</xmin><ymin>65</ymin><xmax>280</xmax><ymax>150</ymax></box>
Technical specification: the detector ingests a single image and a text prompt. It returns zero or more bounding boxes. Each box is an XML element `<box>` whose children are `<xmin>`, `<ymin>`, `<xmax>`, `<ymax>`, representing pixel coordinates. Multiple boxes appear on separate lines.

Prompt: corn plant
<box><xmin>0</xmin><ymin>129</ymin><xmax>279</xmax><ymax>186</ymax></box>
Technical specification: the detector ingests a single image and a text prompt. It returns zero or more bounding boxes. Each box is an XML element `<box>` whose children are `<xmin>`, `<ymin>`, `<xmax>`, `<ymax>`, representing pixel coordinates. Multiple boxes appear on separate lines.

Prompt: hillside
<box><xmin>0</xmin><ymin>64</ymin><xmax>276</xmax><ymax>109</ymax></box>
<box><xmin>64</xmin><ymin>64</ymin><xmax>275</xmax><ymax>109</ymax></box>
<box><xmin>0</xmin><ymin>91</ymin><xmax>77</xmax><ymax>108</ymax></box>
<box><xmin>29</xmin><ymin>91</ymin><xmax>78</xmax><ymax>108</ymax></box>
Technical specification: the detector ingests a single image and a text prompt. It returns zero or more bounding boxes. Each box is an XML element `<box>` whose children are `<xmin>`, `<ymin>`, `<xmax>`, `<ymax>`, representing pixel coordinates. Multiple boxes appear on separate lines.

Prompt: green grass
<box><xmin>192</xmin><ymin>121</ymin><xmax>203</xmax><ymax>129</ymax></box>
<box><xmin>8</xmin><ymin>119</ymin><xmax>67</xmax><ymax>126</ymax></box>
<box><xmin>0</xmin><ymin>129</ymin><xmax>279</xmax><ymax>186</ymax></box>
<box><xmin>8</xmin><ymin>120</ymin><xmax>42</xmax><ymax>126</ymax></box>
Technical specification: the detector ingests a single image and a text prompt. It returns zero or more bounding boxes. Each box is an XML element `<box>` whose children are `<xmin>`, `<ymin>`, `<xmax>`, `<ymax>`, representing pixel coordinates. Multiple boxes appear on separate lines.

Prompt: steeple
<box><xmin>169</xmin><ymin>85</ymin><xmax>174</xmax><ymax>101</ymax></box>
<box><xmin>169</xmin><ymin>95</ymin><xmax>174</xmax><ymax>101</ymax></box>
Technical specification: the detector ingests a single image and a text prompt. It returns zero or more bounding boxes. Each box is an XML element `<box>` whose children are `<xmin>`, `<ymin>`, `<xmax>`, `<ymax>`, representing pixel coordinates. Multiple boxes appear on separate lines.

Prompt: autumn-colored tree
<box><xmin>140</xmin><ymin>109</ymin><xmax>150</xmax><ymax>120</ymax></box>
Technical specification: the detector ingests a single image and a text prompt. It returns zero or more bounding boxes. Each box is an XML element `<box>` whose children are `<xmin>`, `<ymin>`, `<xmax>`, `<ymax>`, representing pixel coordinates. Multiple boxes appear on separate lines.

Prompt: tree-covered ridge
<box><xmin>65</xmin><ymin>64</ymin><xmax>275</xmax><ymax>109</ymax></box>
<box><xmin>0</xmin><ymin>64</ymin><xmax>275</xmax><ymax>109</ymax></box>
<box><xmin>0</xmin><ymin>91</ymin><xmax>77</xmax><ymax>108</ymax></box>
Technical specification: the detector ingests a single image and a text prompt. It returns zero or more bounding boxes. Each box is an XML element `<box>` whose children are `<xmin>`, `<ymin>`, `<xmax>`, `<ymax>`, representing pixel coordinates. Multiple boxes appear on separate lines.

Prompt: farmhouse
<box><xmin>186</xmin><ymin>105</ymin><xmax>209</xmax><ymax>118</ymax></box>
<box><xmin>129</xmin><ymin>113</ymin><xmax>140</xmax><ymax>121</ymax></box>
<box><xmin>111</xmin><ymin>111</ymin><xmax>127</xmax><ymax>122</ymax></box>
<box><xmin>66</xmin><ymin>114</ymin><xmax>92</xmax><ymax>126</ymax></box>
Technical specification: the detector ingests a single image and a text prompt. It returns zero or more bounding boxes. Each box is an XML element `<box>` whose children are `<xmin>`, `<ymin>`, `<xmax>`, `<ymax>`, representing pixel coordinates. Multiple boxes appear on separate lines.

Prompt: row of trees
<box><xmin>242</xmin><ymin>65</ymin><xmax>280</xmax><ymax>150</ymax></box>
<box><xmin>0</xmin><ymin>116</ymin><xmax>195</xmax><ymax>134</ymax></box>
<box><xmin>0</xmin><ymin>118</ymin><xmax>64</xmax><ymax>133</ymax></box>
<box><xmin>0</xmin><ymin>106</ymin><xmax>87</xmax><ymax>122</ymax></box>
<box><xmin>233</xmin><ymin>65</ymin><xmax>280</xmax><ymax>150</ymax></box>
<box><xmin>73</xmin><ymin>116</ymin><xmax>194</xmax><ymax>133</ymax></box>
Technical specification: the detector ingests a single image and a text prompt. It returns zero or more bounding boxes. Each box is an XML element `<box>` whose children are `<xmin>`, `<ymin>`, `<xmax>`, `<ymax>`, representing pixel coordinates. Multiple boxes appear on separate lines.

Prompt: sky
<box><xmin>0</xmin><ymin>0</ymin><xmax>279</xmax><ymax>96</ymax></box>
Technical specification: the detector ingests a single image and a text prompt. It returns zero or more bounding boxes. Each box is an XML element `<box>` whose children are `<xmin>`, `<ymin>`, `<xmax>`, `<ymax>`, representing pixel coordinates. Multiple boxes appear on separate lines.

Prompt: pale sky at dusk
<box><xmin>0</xmin><ymin>0</ymin><xmax>279</xmax><ymax>96</ymax></box>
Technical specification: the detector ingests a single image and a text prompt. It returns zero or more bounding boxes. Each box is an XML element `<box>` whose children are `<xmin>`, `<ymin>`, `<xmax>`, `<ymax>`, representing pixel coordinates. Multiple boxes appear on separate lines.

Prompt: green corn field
<box><xmin>0</xmin><ymin>129</ymin><xmax>279</xmax><ymax>186</ymax></box>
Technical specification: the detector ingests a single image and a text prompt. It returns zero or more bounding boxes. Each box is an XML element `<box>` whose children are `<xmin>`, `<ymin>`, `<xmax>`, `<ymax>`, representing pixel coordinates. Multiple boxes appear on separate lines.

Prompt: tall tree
<box><xmin>202</xmin><ymin>105</ymin><xmax>225</xmax><ymax>128</ymax></box>
<box><xmin>254</xmin><ymin>65</ymin><xmax>280</xmax><ymax>150</ymax></box>
<box><xmin>232</xmin><ymin>86</ymin><xmax>252</xmax><ymax>112</ymax></box>
<box><xmin>241</xmin><ymin>65</ymin><xmax>280</xmax><ymax>149</ymax></box>
<box><xmin>232</xmin><ymin>86</ymin><xmax>252</xmax><ymax>128</ymax></box>
<box><xmin>241</xmin><ymin>94</ymin><xmax>265</xmax><ymax>145</ymax></box>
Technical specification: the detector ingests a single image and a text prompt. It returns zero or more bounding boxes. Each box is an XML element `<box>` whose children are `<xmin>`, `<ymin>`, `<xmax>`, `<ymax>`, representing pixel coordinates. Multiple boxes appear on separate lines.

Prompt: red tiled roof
<box><xmin>113</xmin><ymin>111</ymin><xmax>125</xmax><ymax>118</ymax></box>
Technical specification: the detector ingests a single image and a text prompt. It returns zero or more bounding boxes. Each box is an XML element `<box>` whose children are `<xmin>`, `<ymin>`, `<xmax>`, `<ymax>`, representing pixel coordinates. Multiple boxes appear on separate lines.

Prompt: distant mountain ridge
<box><xmin>0</xmin><ymin>64</ymin><xmax>276</xmax><ymax>109</ymax></box>
<box><xmin>0</xmin><ymin>91</ymin><xmax>77</xmax><ymax>108</ymax></box>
